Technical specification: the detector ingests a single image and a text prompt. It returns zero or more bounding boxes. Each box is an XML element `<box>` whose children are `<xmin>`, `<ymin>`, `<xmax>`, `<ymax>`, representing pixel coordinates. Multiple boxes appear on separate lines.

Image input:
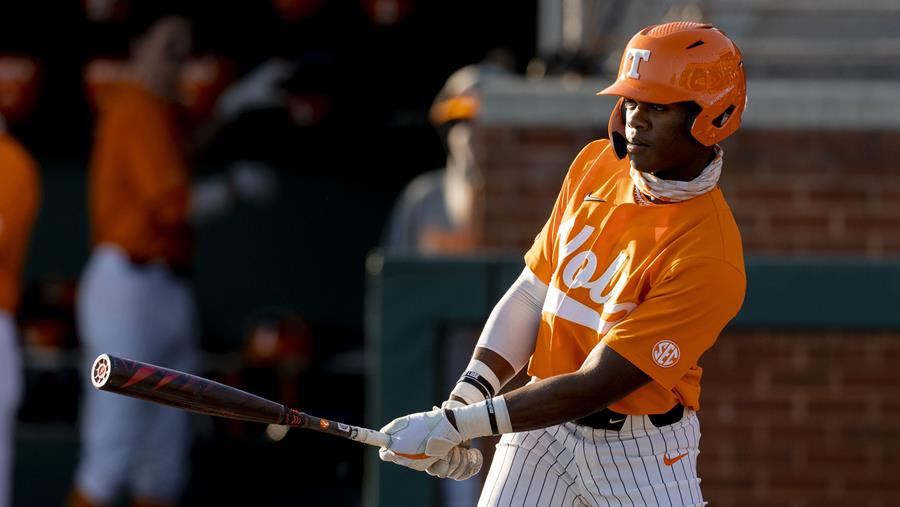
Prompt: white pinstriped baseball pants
<box><xmin>478</xmin><ymin>410</ymin><xmax>704</xmax><ymax>507</ymax></box>
<box><xmin>0</xmin><ymin>313</ymin><xmax>21</xmax><ymax>507</ymax></box>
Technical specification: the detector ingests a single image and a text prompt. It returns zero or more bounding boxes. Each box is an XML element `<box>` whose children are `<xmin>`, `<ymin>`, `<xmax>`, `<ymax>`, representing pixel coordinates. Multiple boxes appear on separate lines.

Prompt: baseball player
<box><xmin>0</xmin><ymin>117</ymin><xmax>41</xmax><ymax>507</ymax></box>
<box><xmin>383</xmin><ymin>62</ymin><xmax>509</xmax><ymax>254</ymax></box>
<box><xmin>70</xmin><ymin>13</ymin><xmax>278</xmax><ymax>507</ymax></box>
<box><xmin>379</xmin><ymin>21</ymin><xmax>747</xmax><ymax>506</ymax></box>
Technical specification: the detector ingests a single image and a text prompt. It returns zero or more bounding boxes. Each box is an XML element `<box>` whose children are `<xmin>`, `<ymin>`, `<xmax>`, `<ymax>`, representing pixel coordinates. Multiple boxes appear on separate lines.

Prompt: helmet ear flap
<box><xmin>690</xmin><ymin>95</ymin><xmax>744</xmax><ymax>146</ymax></box>
<box><xmin>608</xmin><ymin>97</ymin><xmax>628</xmax><ymax>159</ymax></box>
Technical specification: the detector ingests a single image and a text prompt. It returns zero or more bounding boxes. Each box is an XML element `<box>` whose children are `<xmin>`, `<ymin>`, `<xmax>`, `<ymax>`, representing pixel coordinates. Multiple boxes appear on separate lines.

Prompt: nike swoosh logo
<box><xmin>664</xmin><ymin>452</ymin><xmax>688</xmax><ymax>466</ymax></box>
<box><xmin>608</xmin><ymin>417</ymin><xmax>626</xmax><ymax>424</ymax></box>
<box><xmin>584</xmin><ymin>193</ymin><xmax>606</xmax><ymax>203</ymax></box>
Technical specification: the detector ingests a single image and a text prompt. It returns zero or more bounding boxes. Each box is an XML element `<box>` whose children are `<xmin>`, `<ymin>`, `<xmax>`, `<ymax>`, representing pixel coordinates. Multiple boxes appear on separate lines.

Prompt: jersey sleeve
<box><xmin>0</xmin><ymin>140</ymin><xmax>40</xmax><ymax>310</ymax></box>
<box><xmin>125</xmin><ymin>100</ymin><xmax>190</xmax><ymax>227</ymax></box>
<box><xmin>524</xmin><ymin>140</ymin><xmax>606</xmax><ymax>284</ymax></box>
<box><xmin>601</xmin><ymin>257</ymin><xmax>746</xmax><ymax>390</ymax></box>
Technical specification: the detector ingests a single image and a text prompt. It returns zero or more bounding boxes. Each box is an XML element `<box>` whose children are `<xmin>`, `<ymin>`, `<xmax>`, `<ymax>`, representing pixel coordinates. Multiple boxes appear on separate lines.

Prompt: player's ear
<box><xmin>609</xmin><ymin>97</ymin><xmax>628</xmax><ymax>159</ymax></box>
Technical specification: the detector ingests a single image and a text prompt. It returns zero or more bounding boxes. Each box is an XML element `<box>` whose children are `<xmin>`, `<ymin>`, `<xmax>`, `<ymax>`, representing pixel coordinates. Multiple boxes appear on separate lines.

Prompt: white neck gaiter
<box><xmin>630</xmin><ymin>146</ymin><xmax>723</xmax><ymax>203</ymax></box>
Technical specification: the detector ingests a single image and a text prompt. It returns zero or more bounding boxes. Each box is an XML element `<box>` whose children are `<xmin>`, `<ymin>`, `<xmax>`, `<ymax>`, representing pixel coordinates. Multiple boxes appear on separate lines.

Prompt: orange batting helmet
<box><xmin>598</xmin><ymin>21</ymin><xmax>746</xmax><ymax>158</ymax></box>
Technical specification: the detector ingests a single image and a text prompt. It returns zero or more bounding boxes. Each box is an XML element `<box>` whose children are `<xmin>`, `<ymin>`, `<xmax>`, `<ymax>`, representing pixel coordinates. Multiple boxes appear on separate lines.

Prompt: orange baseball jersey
<box><xmin>88</xmin><ymin>81</ymin><xmax>193</xmax><ymax>267</ymax></box>
<box><xmin>525</xmin><ymin>139</ymin><xmax>745</xmax><ymax>415</ymax></box>
<box><xmin>0</xmin><ymin>132</ymin><xmax>40</xmax><ymax>312</ymax></box>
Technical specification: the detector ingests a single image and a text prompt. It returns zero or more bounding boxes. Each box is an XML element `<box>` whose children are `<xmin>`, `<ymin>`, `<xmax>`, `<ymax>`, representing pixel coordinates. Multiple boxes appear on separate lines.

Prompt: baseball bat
<box><xmin>91</xmin><ymin>353</ymin><xmax>391</xmax><ymax>449</ymax></box>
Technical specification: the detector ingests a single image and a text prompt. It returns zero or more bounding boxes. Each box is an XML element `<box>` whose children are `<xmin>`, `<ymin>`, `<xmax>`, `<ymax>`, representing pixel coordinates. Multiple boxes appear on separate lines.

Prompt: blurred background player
<box><xmin>0</xmin><ymin>57</ymin><xmax>41</xmax><ymax>507</ymax></box>
<box><xmin>69</xmin><ymin>11</ymin><xmax>280</xmax><ymax>507</ymax></box>
<box><xmin>382</xmin><ymin>60</ymin><xmax>510</xmax><ymax>255</ymax></box>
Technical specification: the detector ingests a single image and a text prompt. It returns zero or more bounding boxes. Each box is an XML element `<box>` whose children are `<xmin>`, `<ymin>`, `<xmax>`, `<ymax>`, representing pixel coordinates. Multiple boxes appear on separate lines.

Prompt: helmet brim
<box><xmin>597</xmin><ymin>80</ymin><xmax>695</xmax><ymax>105</ymax></box>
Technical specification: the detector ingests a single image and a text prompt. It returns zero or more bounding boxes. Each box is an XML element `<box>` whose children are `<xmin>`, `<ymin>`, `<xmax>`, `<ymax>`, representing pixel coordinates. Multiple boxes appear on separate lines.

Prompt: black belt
<box><xmin>574</xmin><ymin>403</ymin><xmax>684</xmax><ymax>431</ymax></box>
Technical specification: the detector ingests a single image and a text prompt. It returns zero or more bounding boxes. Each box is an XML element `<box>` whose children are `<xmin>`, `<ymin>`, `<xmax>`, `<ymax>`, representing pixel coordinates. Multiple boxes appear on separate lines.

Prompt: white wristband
<box><xmin>450</xmin><ymin>395</ymin><xmax>513</xmax><ymax>440</ymax></box>
<box><xmin>449</xmin><ymin>359</ymin><xmax>503</xmax><ymax>405</ymax></box>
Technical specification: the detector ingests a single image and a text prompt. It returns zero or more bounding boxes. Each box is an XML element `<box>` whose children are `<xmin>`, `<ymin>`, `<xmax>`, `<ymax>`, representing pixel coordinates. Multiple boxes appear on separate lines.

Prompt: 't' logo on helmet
<box><xmin>623</xmin><ymin>48</ymin><xmax>651</xmax><ymax>79</ymax></box>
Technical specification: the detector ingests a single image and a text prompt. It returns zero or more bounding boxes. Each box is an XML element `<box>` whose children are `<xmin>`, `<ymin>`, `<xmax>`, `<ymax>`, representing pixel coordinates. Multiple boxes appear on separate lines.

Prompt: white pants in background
<box><xmin>0</xmin><ymin>313</ymin><xmax>22</xmax><ymax>507</ymax></box>
<box><xmin>74</xmin><ymin>245</ymin><xmax>198</xmax><ymax>504</ymax></box>
<box><xmin>479</xmin><ymin>410</ymin><xmax>705</xmax><ymax>507</ymax></box>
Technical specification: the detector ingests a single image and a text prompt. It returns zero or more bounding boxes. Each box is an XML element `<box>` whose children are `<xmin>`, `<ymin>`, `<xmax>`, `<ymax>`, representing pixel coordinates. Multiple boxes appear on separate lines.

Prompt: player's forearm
<box><xmin>503</xmin><ymin>371</ymin><xmax>609</xmax><ymax>431</ymax></box>
<box><xmin>448</xmin><ymin>343</ymin><xmax>651</xmax><ymax>438</ymax></box>
<box><xmin>446</xmin><ymin>267</ymin><xmax>547</xmax><ymax>406</ymax></box>
<box><xmin>447</xmin><ymin>370</ymin><xmax>614</xmax><ymax>434</ymax></box>
<box><xmin>506</xmin><ymin>344</ymin><xmax>651</xmax><ymax>432</ymax></box>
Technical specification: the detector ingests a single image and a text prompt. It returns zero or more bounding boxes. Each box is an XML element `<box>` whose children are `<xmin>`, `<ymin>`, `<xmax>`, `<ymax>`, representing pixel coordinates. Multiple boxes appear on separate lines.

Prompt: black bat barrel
<box><xmin>91</xmin><ymin>354</ymin><xmax>292</xmax><ymax>425</ymax></box>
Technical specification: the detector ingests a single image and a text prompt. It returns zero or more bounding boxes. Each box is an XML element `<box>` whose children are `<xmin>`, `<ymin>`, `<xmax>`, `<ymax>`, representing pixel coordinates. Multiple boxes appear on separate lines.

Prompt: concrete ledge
<box><xmin>480</xmin><ymin>76</ymin><xmax>900</xmax><ymax>130</ymax></box>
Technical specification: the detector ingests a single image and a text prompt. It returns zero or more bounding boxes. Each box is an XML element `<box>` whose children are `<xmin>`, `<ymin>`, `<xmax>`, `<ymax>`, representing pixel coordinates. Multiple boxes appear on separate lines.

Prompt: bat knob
<box><xmin>92</xmin><ymin>354</ymin><xmax>112</xmax><ymax>388</ymax></box>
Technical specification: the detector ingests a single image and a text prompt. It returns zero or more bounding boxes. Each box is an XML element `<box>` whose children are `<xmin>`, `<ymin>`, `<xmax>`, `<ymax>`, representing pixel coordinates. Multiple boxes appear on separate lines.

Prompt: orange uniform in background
<box><xmin>88</xmin><ymin>81</ymin><xmax>192</xmax><ymax>267</ymax></box>
<box><xmin>75</xmin><ymin>81</ymin><xmax>198</xmax><ymax>506</ymax></box>
<box><xmin>0</xmin><ymin>130</ymin><xmax>39</xmax><ymax>507</ymax></box>
<box><xmin>525</xmin><ymin>138</ymin><xmax>745</xmax><ymax>415</ymax></box>
<box><xmin>0</xmin><ymin>133</ymin><xmax>40</xmax><ymax>312</ymax></box>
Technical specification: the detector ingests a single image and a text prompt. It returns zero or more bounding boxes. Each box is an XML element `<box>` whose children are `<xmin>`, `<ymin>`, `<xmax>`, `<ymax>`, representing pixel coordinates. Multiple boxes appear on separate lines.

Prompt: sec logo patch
<box><xmin>652</xmin><ymin>340</ymin><xmax>680</xmax><ymax>368</ymax></box>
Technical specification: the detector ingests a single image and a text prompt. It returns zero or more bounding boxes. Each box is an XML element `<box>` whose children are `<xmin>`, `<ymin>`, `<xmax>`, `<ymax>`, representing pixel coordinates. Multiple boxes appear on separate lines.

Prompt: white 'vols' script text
<box><xmin>542</xmin><ymin>218</ymin><xmax>637</xmax><ymax>334</ymax></box>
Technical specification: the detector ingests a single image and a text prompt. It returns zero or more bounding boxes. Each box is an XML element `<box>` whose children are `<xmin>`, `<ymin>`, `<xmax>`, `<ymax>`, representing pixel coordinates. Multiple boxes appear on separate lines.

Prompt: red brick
<box><xmin>805</xmin><ymin>446</ymin><xmax>868</xmax><ymax>467</ymax></box>
<box><xmin>733</xmin><ymin>441</ymin><xmax>793</xmax><ymax>462</ymax></box>
<box><xmin>807</xmin><ymin>185</ymin><xmax>868</xmax><ymax>204</ymax></box>
<box><xmin>841</xmin><ymin>424</ymin><xmax>900</xmax><ymax>443</ymax></box>
<box><xmin>731</xmin><ymin>498</ymin><xmax>796</xmax><ymax>507</ymax></box>
<box><xmin>766</xmin><ymin>422</ymin><xmax>827</xmax><ymax>444</ymax></box>
<box><xmin>732</xmin><ymin>182</ymin><xmax>796</xmax><ymax>203</ymax></box>
<box><xmin>770</xmin><ymin>474</ymin><xmax>829</xmax><ymax>490</ymax></box>
<box><xmin>769</xmin><ymin>368</ymin><xmax>830</xmax><ymax>387</ymax></box>
<box><xmin>807</xmin><ymin>397</ymin><xmax>867</xmax><ymax>415</ymax></box>
<box><xmin>843</xmin><ymin>370</ymin><xmax>900</xmax><ymax>388</ymax></box>
<box><xmin>843</xmin><ymin>474</ymin><xmax>900</xmax><ymax>493</ymax></box>
<box><xmin>515</xmin><ymin>129</ymin><xmax>585</xmax><ymax>147</ymax></box>
<box><xmin>734</xmin><ymin>396</ymin><xmax>793</xmax><ymax>416</ymax></box>
<box><xmin>697</xmin><ymin>473</ymin><xmax>755</xmax><ymax>491</ymax></box>
<box><xmin>845</xmin><ymin>213</ymin><xmax>900</xmax><ymax>230</ymax></box>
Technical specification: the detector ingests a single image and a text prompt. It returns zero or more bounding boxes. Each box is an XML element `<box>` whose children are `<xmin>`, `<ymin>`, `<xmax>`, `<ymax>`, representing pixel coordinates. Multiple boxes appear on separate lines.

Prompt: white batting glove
<box><xmin>378</xmin><ymin>408</ymin><xmax>462</xmax><ymax>472</ymax></box>
<box><xmin>424</xmin><ymin>400</ymin><xmax>483</xmax><ymax>480</ymax></box>
<box><xmin>215</xmin><ymin>58</ymin><xmax>295</xmax><ymax>122</ymax></box>
<box><xmin>426</xmin><ymin>445</ymin><xmax>483</xmax><ymax>480</ymax></box>
<box><xmin>440</xmin><ymin>399</ymin><xmax>466</xmax><ymax>410</ymax></box>
<box><xmin>228</xmin><ymin>160</ymin><xmax>279</xmax><ymax>205</ymax></box>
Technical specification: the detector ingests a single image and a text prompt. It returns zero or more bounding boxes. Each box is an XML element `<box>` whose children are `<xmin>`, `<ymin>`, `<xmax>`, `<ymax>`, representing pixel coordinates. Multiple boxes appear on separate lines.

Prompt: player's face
<box><xmin>623</xmin><ymin>99</ymin><xmax>709</xmax><ymax>180</ymax></box>
<box><xmin>135</xmin><ymin>16</ymin><xmax>193</xmax><ymax>86</ymax></box>
<box><xmin>446</xmin><ymin>122</ymin><xmax>477</xmax><ymax>182</ymax></box>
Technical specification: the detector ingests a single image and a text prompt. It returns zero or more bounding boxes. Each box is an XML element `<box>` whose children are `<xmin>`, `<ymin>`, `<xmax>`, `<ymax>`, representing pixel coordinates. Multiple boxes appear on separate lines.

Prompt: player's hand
<box><xmin>378</xmin><ymin>408</ymin><xmax>462</xmax><ymax>472</ymax></box>
<box><xmin>423</xmin><ymin>399</ymin><xmax>482</xmax><ymax>480</ymax></box>
<box><xmin>215</xmin><ymin>58</ymin><xmax>295</xmax><ymax>122</ymax></box>
<box><xmin>426</xmin><ymin>445</ymin><xmax>483</xmax><ymax>481</ymax></box>
<box><xmin>440</xmin><ymin>399</ymin><xmax>466</xmax><ymax>410</ymax></box>
<box><xmin>228</xmin><ymin>160</ymin><xmax>279</xmax><ymax>205</ymax></box>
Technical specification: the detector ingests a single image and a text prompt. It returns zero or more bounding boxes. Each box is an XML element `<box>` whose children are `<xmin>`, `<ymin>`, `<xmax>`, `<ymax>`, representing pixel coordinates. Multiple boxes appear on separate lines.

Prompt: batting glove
<box><xmin>426</xmin><ymin>445</ymin><xmax>483</xmax><ymax>481</ymax></box>
<box><xmin>424</xmin><ymin>400</ymin><xmax>483</xmax><ymax>481</ymax></box>
<box><xmin>378</xmin><ymin>407</ymin><xmax>462</xmax><ymax>472</ymax></box>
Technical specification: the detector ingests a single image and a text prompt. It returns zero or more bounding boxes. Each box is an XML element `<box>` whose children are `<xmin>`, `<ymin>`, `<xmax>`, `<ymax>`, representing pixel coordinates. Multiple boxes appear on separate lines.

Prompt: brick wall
<box><xmin>700</xmin><ymin>329</ymin><xmax>900</xmax><ymax>506</ymax></box>
<box><xmin>474</xmin><ymin>127</ymin><xmax>900</xmax><ymax>258</ymax></box>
